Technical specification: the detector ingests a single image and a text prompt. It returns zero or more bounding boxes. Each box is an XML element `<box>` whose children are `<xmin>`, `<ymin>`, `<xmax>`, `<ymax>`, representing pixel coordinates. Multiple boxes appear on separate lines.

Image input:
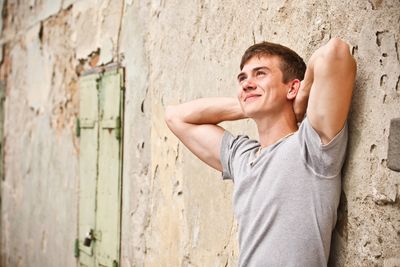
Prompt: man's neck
<box><xmin>255</xmin><ymin>111</ymin><xmax>298</xmax><ymax>148</ymax></box>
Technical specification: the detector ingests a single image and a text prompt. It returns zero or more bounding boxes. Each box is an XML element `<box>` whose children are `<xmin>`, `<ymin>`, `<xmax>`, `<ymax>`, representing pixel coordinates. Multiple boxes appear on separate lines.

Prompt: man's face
<box><xmin>237</xmin><ymin>55</ymin><xmax>290</xmax><ymax>119</ymax></box>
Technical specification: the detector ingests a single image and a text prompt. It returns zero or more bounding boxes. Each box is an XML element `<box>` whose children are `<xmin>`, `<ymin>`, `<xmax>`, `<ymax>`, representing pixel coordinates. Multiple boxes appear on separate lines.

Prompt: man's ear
<box><xmin>286</xmin><ymin>79</ymin><xmax>301</xmax><ymax>100</ymax></box>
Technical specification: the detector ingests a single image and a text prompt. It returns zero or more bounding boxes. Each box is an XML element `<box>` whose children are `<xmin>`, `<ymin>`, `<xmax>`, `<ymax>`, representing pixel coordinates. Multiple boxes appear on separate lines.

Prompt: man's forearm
<box><xmin>295</xmin><ymin>38</ymin><xmax>356</xmax><ymax>141</ymax></box>
<box><xmin>299</xmin><ymin>39</ymin><xmax>353</xmax><ymax>100</ymax></box>
<box><xmin>299</xmin><ymin>45</ymin><xmax>322</xmax><ymax>96</ymax></box>
<box><xmin>294</xmin><ymin>42</ymin><xmax>333</xmax><ymax>122</ymax></box>
<box><xmin>165</xmin><ymin>97</ymin><xmax>246</xmax><ymax>125</ymax></box>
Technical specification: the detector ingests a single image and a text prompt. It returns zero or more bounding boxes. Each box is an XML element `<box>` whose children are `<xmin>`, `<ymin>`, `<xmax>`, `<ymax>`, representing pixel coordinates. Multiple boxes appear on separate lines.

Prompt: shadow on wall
<box><xmin>328</xmin><ymin>190</ymin><xmax>348</xmax><ymax>267</ymax></box>
<box><xmin>328</xmin><ymin>69</ymin><xmax>364</xmax><ymax>267</ymax></box>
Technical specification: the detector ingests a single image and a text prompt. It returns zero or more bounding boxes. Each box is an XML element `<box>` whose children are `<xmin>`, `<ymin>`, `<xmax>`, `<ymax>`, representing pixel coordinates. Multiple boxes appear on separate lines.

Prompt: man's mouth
<box><xmin>244</xmin><ymin>94</ymin><xmax>261</xmax><ymax>102</ymax></box>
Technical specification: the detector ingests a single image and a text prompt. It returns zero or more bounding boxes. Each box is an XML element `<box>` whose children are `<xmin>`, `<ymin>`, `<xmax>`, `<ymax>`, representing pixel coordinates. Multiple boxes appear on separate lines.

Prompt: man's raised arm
<box><xmin>165</xmin><ymin>97</ymin><xmax>245</xmax><ymax>171</ymax></box>
<box><xmin>294</xmin><ymin>38</ymin><xmax>357</xmax><ymax>144</ymax></box>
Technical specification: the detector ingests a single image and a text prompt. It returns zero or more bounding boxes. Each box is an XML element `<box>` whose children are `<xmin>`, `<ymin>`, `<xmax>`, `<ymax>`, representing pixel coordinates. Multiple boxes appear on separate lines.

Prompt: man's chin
<box><xmin>243</xmin><ymin>110</ymin><xmax>265</xmax><ymax>119</ymax></box>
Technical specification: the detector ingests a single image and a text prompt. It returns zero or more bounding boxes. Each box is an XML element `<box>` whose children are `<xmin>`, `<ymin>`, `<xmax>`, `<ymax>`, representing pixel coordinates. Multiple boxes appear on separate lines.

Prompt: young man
<box><xmin>165</xmin><ymin>38</ymin><xmax>356</xmax><ymax>266</ymax></box>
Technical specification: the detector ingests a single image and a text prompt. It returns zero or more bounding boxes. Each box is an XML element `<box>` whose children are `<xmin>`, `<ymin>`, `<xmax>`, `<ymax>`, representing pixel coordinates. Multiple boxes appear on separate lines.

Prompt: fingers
<box><xmin>293</xmin><ymin>83</ymin><xmax>309</xmax><ymax>122</ymax></box>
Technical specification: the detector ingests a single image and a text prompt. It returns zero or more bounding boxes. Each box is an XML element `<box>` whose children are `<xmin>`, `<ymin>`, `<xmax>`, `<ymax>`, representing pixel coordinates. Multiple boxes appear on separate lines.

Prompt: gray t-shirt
<box><xmin>220</xmin><ymin>117</ymin><xmax>348</xmax><ymax>267</ymax></box>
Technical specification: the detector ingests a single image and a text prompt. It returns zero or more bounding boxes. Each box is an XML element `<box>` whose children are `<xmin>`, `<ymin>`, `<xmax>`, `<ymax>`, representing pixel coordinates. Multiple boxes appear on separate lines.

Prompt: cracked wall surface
<box><xmin>0</xmin><ymin>0</ymin><xmax>399</xmax><ymax>266</ymax></box>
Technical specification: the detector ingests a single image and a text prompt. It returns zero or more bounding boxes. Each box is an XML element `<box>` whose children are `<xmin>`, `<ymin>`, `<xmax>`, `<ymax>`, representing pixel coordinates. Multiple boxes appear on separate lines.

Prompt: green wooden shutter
<box><xmin>78</xmin><ymin>67</ymin><xmax>124</xmax><ymax>267</ymax></box>
<box><xmin>78</xmin><ymin>73</ymin><xmax>100</xmax><ymax>267</ymax></box>
<box><xmin>96</xmin><ymin>68</ymin><xmax>124</xmax><ymax>267</ymax></box>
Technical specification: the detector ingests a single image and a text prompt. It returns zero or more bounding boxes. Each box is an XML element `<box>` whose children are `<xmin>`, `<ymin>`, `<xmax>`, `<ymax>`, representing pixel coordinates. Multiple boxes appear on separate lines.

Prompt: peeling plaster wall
<box><xmin>0</xmin><ymin>0</ymin><xmax>399</xmax><ymax>267</ymax></box>
<box><xmin>0</xmin><ymin>3</ymin><xmax>79</xmax><ymax>267</ymax></box>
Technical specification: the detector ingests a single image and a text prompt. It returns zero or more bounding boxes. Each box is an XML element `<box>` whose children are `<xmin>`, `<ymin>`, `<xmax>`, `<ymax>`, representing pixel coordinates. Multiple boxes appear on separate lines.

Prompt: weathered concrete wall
<box><xmin>0</xmin><ymin>2</ymin><xmax>79</xmax><ymax>267</ymax></box>
<box><xmin>0</xmin><ymin>0</ymin><xmax>399</xmax><ymax>267</ymax></box>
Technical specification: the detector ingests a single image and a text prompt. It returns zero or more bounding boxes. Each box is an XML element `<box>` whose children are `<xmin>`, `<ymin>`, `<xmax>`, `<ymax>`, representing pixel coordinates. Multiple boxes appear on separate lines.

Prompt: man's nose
<box><xmin>242</xmin><ymin>78</ymin><xmax>256</xmax><ymax>91</ymax></box>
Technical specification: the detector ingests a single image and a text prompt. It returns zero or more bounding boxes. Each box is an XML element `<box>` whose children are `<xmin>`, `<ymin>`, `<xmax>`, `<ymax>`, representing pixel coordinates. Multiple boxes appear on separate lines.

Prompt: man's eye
<box><xmin>256</xmin><ymin>71</ymin><xmax>266</xmax><ymax>76</ymax></box>
<box><xmin>238</xmin><ymin>76</ymin><xmax>246</xmax><ymax>83</ymax></box>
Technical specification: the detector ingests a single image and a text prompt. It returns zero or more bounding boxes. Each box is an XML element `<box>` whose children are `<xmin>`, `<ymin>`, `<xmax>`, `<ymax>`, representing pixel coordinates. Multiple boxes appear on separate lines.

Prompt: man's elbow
<box><xmin>165</xmin><ymin>105</ymin><xmax>188</xmax><ymax>133</ymax></box>
<box><xmin>325</xmin><ymin>38</ymin><xmax>350</xmax><ymax>57</ymax></box>
<box><xmin>325</xmin><ymin>38</ymin><xmax>356</xmax><ymax>67</ymax></box>
<box><xmin>318</xmin><ymin>38</ymin><xmax>357</xmax><ymax>79</ymax></box>
<box><xmin>165</xmin><ymin>105</ymin><xmax>178</xmax><ymax>128</ymax></box>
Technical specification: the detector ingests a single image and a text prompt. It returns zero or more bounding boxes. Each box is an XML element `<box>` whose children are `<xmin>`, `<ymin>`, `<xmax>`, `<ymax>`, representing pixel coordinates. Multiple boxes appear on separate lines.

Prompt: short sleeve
<box><xmin>220</xmin><ymin>131</ymin><xmax>236</xmax><ymax>180</ymax></box>
<box><xmin>220</xmin><ymin>130</ymin><xmax>255</xmax><ymax>180</ymax></box>
<box><xmin>298</xmin><ymin>117</ymin><xmax>348</xmax><ymax>178</ymax></box>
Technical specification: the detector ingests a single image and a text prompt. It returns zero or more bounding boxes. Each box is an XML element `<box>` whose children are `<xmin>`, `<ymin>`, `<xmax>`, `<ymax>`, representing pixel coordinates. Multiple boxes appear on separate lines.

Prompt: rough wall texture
<box><xmin>0</xmin><ymin>1</ymin><xmax>79</xmax><ymax>267</ymax></box>
<box><xmin>0</xmin><ymin>0</ymin><xmax>399</xmax><ymax>267</ymax></box>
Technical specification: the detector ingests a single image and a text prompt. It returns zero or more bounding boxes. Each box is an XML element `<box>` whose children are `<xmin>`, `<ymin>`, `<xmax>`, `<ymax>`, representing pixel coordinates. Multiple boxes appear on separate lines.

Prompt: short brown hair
<box><xmin>240</xmin><ymin>41</ymin><xmax>306</xmax><ymax>83</ymax></box>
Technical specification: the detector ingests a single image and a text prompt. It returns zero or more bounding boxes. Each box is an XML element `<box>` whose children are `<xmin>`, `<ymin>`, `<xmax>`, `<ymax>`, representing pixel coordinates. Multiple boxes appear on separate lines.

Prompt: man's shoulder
<box><xmin>222</xmin><ymin>130</ymin><xmax>259</xmax><ymax>154</ymax></box>
<box><xmin>298</xmin><ymin>116</ymin><xmax>348</xmax><ymax>148</ymax></box>
<box><xmin>223</xmin><ymin>130</ymin><xmax>258</xmax><ymax>146</ymax></box>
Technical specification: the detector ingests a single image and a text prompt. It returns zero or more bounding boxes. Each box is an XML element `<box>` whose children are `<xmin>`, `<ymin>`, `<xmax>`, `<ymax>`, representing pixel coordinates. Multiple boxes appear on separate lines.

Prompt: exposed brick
<box><xmin>387</xmin><ymin>118</ymin><xmax>400</xmax><ymax>172</ymax></box>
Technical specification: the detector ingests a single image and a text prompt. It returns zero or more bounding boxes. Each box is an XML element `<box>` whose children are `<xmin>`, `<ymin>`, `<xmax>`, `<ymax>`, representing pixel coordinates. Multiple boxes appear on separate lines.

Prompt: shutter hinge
<box><xmin>76</xmin><ymin>118</ymin><xmax>80</xmax><ymax>137</ymax></box>
<box><xmin>115</xmin><ymin>116</ymin><xmax>121</xmax><ymax>141</ymax></box>
<box><xmin>74</xmin><ymin>238</ymin><xmax>80</xmax><ymax>258</ymax></box>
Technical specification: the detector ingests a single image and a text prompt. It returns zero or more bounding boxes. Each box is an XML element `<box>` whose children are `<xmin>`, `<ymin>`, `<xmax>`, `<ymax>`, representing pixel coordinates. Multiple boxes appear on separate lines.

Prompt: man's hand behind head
<box><xmin>293</xmin><ymin>80</ymin><xmax>310</xmax><ymax>122</ymax></box>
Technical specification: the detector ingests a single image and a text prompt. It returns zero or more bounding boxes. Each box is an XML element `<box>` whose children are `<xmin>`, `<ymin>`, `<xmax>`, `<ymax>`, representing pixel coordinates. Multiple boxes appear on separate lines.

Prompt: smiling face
<box><xmin>237</xmin><ymin>55</ymin><xmax>295</xmax><ymax>120</ymax></box>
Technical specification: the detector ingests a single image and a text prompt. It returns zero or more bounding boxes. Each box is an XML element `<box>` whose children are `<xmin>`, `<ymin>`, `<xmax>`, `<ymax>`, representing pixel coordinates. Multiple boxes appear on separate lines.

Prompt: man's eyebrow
<box><xmin>253</xmin><ymin>66</ymin><xmax>270</xmax><ymax>72</ymax></box>
<box><xmin>237</xmin><ymin>72</ymin><xmax>246</xmax><ymax>80</ymax></box>
<box><xmin>237</xmin><ymin>66</ymin><xmax>270</xmax><ymax>80</ymax></box>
